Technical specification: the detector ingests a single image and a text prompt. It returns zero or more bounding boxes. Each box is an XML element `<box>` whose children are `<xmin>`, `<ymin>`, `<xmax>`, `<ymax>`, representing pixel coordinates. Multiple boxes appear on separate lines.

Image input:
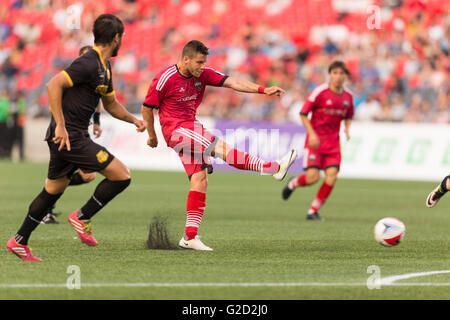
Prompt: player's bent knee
<box><xmin>101</xmin><ymin>158</ymin><xmax>131</xmax><ymax>181</ymax></box>
<box><xmin>190</xmin><ymin>173</ymin><xmax>208</xmax><ymax>192</ymax></box>
<box><xmin>45</xmin><ymin>177</ymin><xmax>70</xmax><ymax>194</ymax></box>
<box><xmin>306</xmin><ymin>172</ymin><xmax>320</xmax><ymax>184</ymax></box>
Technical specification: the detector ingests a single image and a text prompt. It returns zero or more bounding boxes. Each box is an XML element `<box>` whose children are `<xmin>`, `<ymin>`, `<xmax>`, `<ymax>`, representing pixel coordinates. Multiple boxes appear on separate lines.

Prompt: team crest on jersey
<box><xmin>195</xmin><ymin>81</ymin><xmax>202</xmax><ymax>91</ymax></box>
<box><xmin>95</xmin><ymin>85</ymin><xmax>108</xmax><ymax>95</ymax></box>
<box><xmin>96</xmin><ymin>150</ymin><xmax>109</xmax><ymax>163</ymax></box>
<box><xmin>326</xmin><ymin>99</ymin><xmax>332</xmax><ymax>105</ymax></box>
<box><xmin>343</xmin><ymin>100</ymin><xmax>349</xmax><ymax>107</ymax></box>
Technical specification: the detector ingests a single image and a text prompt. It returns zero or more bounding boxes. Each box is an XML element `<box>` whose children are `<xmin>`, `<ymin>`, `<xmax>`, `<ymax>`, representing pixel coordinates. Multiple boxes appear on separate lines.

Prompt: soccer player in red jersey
<box><xmin>142</xmin><ymin>40</ymin><xmax>298</xmax><ymax>250</ymax></box>
<box><xmin>282</xmin><ymin>61</ymin><xmax>354</xmax><ymax>221</ymax></box>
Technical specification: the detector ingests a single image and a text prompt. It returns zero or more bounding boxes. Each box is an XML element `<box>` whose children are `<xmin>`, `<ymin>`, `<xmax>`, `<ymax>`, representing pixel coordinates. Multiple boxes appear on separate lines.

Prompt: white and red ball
<box><xmin>374</xmin><ymin>217</ymin><xmax>405</xmax><ymax>247</ymax></box>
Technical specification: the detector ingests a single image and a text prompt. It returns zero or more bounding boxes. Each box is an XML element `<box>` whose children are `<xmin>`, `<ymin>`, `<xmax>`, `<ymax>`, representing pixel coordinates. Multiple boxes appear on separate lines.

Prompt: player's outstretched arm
<box><xmin>47</xmin><ymin>71</ymin><xmax>73</xmax><ymax>151</ymax></box>
<box><xmin>222</xmin><ymin>77</ymin><xmax>285</xmax><ymax>97</ymax></box>
<box><xmin>101</xmin><ymin>94</ymin><xmax>147</xmax><ymax>132</ymax></box>
<box><xmin>141</xmin><ymin>105</ymin><xmax>158</xmax><ymax>148</ymax></box>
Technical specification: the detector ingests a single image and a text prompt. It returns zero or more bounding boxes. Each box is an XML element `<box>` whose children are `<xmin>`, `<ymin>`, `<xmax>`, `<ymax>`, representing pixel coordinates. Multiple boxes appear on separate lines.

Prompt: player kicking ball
<box><xmin>6</xmin><ymin>14</ymin><xmax>147</xmax><ymax>261</ymax></box>
<box><xmin>282</xmin><ymin>61</ymin><xmax>354</xmax><ymax>221</ymax></box>
<box><xmin>426</xmin><ymin>175</ymin><xmax>450</xmax><ymax>208</ymax></box>
<box><xmin>142</xmin><ymin>40</ymin><xmax>298</xmax><ymax>251</ymax></box>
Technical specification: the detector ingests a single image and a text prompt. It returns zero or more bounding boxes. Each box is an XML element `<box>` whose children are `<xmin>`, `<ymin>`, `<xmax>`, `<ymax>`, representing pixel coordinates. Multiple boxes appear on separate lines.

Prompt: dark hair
<box><xmin>79</xmin><ymin>45</ymin><xmax>92</xmax><ymax>56</ymax></box>
<box><xmin>93</xmin><ymin>14</ymin><xmax>124</xmax><ymax>45</ymax></box>
<box><xmin>328</xmin><ymin>61</ymin><xmax>349</xmax><ymax>75</ymax></box>
<box><xmin>182</xmin><ymin>40</ymin><xmax>209</xmax><ymax>58</ymax></box>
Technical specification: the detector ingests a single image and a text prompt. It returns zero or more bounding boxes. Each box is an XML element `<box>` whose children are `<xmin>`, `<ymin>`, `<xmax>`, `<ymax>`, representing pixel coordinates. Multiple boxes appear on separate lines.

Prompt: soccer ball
<box><xmin>374</xmin><ymin>217</ymin><xmax>405</xmax><ymax>247</ymax></box>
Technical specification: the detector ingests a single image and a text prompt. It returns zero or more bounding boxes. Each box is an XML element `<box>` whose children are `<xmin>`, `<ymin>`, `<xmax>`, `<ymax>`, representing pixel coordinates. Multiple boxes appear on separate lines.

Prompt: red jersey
<box><xmin>300</xmin><ymin>83</ymin><xmax>354</xmax><ymax>153</ymax></box>
<box><xmin>143</xmin><ymin>64</ymin><xmax>228</xmax><ymax>143</ymax></box>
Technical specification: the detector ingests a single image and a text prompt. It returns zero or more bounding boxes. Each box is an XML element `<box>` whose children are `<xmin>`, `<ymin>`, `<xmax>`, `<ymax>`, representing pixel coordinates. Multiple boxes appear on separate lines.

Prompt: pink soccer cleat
<box><xmin>6</xmin><ymin>237</ymin><xmax>42</xmax><ymax>261</ymax></box>
<box><xmin>68</xmin><ymin>210</ymin><xmax>98</xmax><ymax>247</ymax></box>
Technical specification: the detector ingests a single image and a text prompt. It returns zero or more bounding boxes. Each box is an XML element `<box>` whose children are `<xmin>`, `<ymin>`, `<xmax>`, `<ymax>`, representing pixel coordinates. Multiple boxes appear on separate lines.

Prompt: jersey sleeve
<box><xmin>143</xmin><ymin>76</ymin><xmax>163</xmax><ymax>109</ymax></box>
<box><xmin>346</xmin><ymin>95</ymin><xmax>354</xmax><ymax>119</ymax></box>
<box><xmin>203</xmin><ymin>67</ymin><xmax>228</xmax><ymax>87</ymax></box>
<box><xmin>300</xmin><ymin>91</ymin><xmax>318</xmax><ymax>115</ymax></box>
<box><xmin>62</xmin><ymin>55</ymin><xmax>96</xmax><ymax>87</ymax></box>
<box><xmin>103</xmin><ymin>63</ymin><xmax>115</xmax><ymax>96</ymax></box>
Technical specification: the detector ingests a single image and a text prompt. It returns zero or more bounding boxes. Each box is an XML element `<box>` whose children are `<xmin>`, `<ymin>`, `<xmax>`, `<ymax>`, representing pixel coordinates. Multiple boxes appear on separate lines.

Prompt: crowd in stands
<box><xmin>0</xmin><ymin>0</ymin><xmax>448</xmax><ymax>126</ymax></box>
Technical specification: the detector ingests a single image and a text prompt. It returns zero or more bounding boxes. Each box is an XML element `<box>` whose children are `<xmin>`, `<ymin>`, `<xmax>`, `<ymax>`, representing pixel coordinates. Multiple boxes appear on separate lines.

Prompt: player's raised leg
<box><xmin>178</xmin><ymin>169</ymin><xmax>213</xmax><ymax>251</ymax></box>
<box><xmin>211</xmin><ymin>138</ymin><xmax>297</xmax><ymax>180</ymax></box>
<box><xmin>426</xmin><ymin>175</ymin><xmax>450</xmax><ymax>208</ymax></box>
<box><xmin>68</xmin><ymin>158</ymin><xmax>131</xmax><ymax>246</ymax></box>
<box><xmin>7</xmin><ymin>177</ymin><xmax>69</xmax><ymax>261</ymax></box>
<box><xmin>306</xmin><ymin>166</ymin><xmax>339</xmax><ymax>221</ymax></box>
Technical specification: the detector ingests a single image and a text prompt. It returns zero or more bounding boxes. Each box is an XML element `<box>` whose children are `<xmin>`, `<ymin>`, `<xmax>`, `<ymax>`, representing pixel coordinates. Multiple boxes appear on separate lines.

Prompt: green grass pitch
<box><xmin>1</xmin><ymin>161</ymin><xmax>449</xmax><ymax>299</ymax></box>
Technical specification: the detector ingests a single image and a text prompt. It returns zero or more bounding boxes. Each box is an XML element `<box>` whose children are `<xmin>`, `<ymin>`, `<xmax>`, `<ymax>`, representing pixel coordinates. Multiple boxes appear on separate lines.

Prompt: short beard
<box><xmin>111</xmin><ymin>44</ymin><xmax>119</xmax><ymax>57</ymax></box>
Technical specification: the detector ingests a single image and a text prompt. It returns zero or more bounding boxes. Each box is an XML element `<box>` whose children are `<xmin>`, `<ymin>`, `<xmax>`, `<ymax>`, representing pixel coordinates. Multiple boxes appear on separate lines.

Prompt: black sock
<box><xmin>77</xmin><ymin>178</ymin><xmax>131</xmax><ymax>220</ymax></box>
<box><xmin>68</xmin><ymin>171</ymin><xmax>88</xmax><ymax>186</ymax></box>
<box><xmin>15</xmin><ymin>188</ymin><xmax>63</xmax><ymax>245</ymax></box>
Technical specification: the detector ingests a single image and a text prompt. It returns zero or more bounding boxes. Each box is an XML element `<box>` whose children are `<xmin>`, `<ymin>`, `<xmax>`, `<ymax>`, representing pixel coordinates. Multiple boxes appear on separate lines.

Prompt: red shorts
<box><xmin>167</xmin><ymin>121</ymin><xmax>217</xmax><ymax>179</ymax></box>
<box><xmin>303</xmin><ymin>147</ymin><xmax>341</xmax><ymax>171</ymax></box>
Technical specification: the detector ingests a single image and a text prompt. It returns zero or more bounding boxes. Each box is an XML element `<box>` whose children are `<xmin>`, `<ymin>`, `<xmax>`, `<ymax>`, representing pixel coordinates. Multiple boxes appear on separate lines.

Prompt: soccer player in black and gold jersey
<box><xmin>42</xmin><ymin>45</ymin><xmax>102</xmax><ymax>224</ymax></box>
<box><xmin>6</xmin><ymin>14</ymin><xmax>147</xmax><ymax>261</ymax></box>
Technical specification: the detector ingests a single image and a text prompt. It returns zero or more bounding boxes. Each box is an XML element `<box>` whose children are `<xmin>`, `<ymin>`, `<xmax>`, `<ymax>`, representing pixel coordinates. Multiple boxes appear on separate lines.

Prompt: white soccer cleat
<box><xmin>272</xmin><ymin>148</ymin><xmax>298</xmax><ymax>181</ymax></box>
<box><xmin>426</xmin><ymin>185</ymin><xmax>442</xmax><ymax>208</ymax></box>
<box><xmin>179</xmin><ymin>235</ymin><xmax>213</xmax><ymax>251</ymax></box>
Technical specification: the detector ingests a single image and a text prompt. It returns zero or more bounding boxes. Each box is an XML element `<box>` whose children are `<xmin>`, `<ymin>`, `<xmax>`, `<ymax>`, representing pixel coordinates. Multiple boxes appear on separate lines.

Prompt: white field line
<box><xmin>1</xmin><ymin>270</ymin><xmax>450</xmax><ymax>289</ymax></box>
<box><xmin>379</xmin><ymin>270</ymin><xmax>450</xmax><ymax>285</ymax></box>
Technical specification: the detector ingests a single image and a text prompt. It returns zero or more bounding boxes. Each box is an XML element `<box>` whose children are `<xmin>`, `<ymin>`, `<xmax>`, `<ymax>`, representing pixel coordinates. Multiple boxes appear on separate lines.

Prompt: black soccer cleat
<box><xmin>306</xmin><ymin>212</ymin><xmax>324</xmax><ymax>221</ymax></box>
<box><xmin>41</xmin><ymin>213</ymin><xmax>60</xmax><ymax>224</ymax></box>
<box><xmin>41</xmin><ymin>206</ymin><xmax>60</xmax><ymax>224</ymax></box>
<box><xmin>282</xmin><ymin>177</ymin><xmax>295</xmax><ymax>200</ymax></box>
<box><xmin>426</xmin><ymin>185</ymin><xmax>446</xmax><ymax>208</ymax></box>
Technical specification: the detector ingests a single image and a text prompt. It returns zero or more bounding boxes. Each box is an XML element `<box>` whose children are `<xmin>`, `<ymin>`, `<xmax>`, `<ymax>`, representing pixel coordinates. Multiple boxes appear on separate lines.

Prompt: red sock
<box><xmin>185</xmin><ymin>190</ymin><xmax>206</xmax><ymax>240</ymax></box>
<box><xmin>309</xmin><ymin>182</ymin><xmax>334</xmax><ymax>213</ymax></box>
<box><xmin>225</xmin><ymin>149</ymin><xmax>279</xmax><ymax>174</ymax></box>
<box><xmin>288</xmin><ymin>174</ymin><xmax>308</xmax><ymax>189</ymax></box>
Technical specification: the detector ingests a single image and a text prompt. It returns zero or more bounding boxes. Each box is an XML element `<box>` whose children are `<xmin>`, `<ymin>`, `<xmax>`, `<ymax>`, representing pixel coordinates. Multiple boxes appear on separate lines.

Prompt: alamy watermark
<box><xmin>366</xmin><ymin>5</ymin><xmax>382</xmax><ymax>30</ymax></box>
<box><xmin>366</xmin><ymin>265</ymin><xmax>381</xmax><ymax>289</ymax></box>
<box><xmin>65</xmin><ymin>4</ymin><xmax>82</xmax><ymax>30</ymax></box>
<box><xmin>66</xmin><ymin>265</ymin><xmax>81</xmax><ymax>289</ymax></box>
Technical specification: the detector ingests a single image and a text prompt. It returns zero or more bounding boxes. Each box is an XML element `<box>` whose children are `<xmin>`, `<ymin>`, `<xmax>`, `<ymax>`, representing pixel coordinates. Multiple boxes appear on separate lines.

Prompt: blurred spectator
<box><xmin>404</xmin><ymin>92</ymin><xmax>423</xmax><ymax>123</ymax></box>
<box><xmin>0</xmin><ymin>90</ymin><xmax>11</xmax><ymax>158</ymax></box>
<box><xmin>432</xmin><ymin>91</ymin><xmax>449</xmax><ymax>124</ymax></box>
<box><xmin>375</xmin><ymin>95</ymin><xmax>394</xmax><ymax>122</ymax></box>
<box><xmin>390</xmin><ymin>93</ymin><xmax>407</xmax><ymax>121</ymax></box>
<box><xmin>9</xmin><ymin>90</ymin><xmax>26</xmax><ymax>160</ymax></box>
<box><xmin>354</xmin><ymin>93</ymin><xmax>382</xmax><ymax>121</ymax></box>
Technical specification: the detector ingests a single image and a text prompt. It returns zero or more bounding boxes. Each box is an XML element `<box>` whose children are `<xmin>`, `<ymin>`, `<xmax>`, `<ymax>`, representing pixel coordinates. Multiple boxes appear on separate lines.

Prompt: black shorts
<box><xmin>47</xmin><ymin>130</ymin><xmax>115</xmax><ymax>180</ymax></box>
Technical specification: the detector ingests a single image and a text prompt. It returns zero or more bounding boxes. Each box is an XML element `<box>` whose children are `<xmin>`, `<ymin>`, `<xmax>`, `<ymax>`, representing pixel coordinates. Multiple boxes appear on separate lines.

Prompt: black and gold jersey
<box><xmin>45</xmin><ymin>46</ymin><xmax>114</xmax><ymax>140</ymax></box>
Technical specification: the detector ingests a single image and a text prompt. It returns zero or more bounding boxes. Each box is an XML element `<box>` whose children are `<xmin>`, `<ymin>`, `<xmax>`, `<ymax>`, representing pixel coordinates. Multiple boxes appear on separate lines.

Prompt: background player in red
<box><xmin>282</xmin><ymin>61</ymin><xmax>353</xmax><ymax>221</ymax></box>
<box><xmin>142</xmin><ymin>40</ymin><xmax>298</xmax><ymax>250</ymax></box>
